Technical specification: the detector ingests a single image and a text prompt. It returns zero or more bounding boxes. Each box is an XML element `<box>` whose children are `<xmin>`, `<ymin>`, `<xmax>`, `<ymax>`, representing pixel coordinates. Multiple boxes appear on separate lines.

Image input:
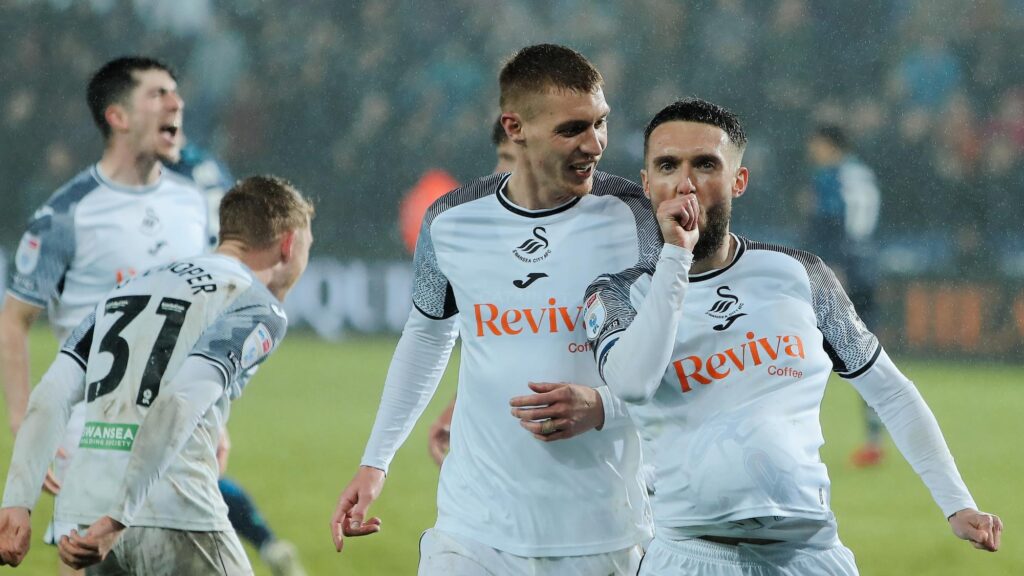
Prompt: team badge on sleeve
<box><xmin>584</xmin><ymin>292</ymin><xmax>606</xmax><ymax>340</ymax></box>
<box><xmin>241</xmin><ymin>323</ymin><xmax>274</xmax><ymax>369</ymax></box>
<box><xmin>15</xmin><ymin>232</ymin><xmax>41</xmax><ymax>275</ymax></box>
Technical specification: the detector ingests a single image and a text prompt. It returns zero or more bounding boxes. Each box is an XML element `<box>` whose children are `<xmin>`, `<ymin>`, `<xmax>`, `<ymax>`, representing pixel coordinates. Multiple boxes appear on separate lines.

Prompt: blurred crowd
<box><xmin>2</xmin><ymin>0</ymin><xmax>1023</xmax><ymax>274</ymax></box>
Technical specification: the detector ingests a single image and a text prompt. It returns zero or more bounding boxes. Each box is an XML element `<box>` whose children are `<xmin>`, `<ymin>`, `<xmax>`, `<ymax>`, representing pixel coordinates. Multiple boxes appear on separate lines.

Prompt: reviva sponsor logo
<box><xmin>672</xmin><ymin>331</ymin><xmax>806</xmax><ymax>392</ymax></box>
<box><xmin>474</xmin><ymin>298</ymin><xmax>583</xmax><ymax>336</ymax></box>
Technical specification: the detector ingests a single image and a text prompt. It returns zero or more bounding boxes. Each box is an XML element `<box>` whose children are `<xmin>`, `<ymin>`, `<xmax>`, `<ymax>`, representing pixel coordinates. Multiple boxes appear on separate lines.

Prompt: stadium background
<box><xmin>0</xmin><ymin>0</ymin><xmax>1021</xmax><ymax>573</ymax></box>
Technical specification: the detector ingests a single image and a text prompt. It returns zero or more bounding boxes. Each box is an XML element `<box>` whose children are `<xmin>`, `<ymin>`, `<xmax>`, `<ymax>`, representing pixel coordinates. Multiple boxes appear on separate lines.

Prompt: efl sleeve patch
<box><xmin>584</xmin><ymin>292</ymin><xmax>606</xmax><ymax>341</ymax></box>
<box><xmin>241</xmin><ymin>323</ymin><xmax>274</xmax><ymax>369</ymax></box>
<box><xmin>15</xmin><ymin>232</ymin><xmax>41</xmax><ymax>275</ymax></box>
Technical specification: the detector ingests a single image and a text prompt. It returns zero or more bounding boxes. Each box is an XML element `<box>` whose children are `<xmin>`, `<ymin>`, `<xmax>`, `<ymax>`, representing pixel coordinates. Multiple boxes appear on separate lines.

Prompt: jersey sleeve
<box><xmin>410</xmin><ymin>206</ymin><xmax>457</xmax><ymax>319</ymax></box>
<box><xmin>59</xmin><ymin>308</ymin><xmax>97</xmax><ymax>369</ymax></box>
<box><xmin>189</xmin><ymin>288</ymin><xmax>288</xmax><ymax>397</ymax></box>
<box><xmin>805</xmin><ymin>254</ymin><xmax>880</xmax><ymax>377</ymax></box>
<box><xmin>8</xmin><ymin>200</ymin><xmax>76</xmax><ymax>308</ymax></box>
<box><xmin>584</xmin><ymin>263</ymin><xmax>654</xmax><ymax>380</ymax></box>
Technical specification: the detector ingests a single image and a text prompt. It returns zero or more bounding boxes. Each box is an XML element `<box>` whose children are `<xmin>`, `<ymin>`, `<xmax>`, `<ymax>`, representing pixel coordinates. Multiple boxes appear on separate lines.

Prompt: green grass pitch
<box><xmin>1</xmin><ymin>329</ymin><xmax>1020</xmax><ymax>574</ymax></box>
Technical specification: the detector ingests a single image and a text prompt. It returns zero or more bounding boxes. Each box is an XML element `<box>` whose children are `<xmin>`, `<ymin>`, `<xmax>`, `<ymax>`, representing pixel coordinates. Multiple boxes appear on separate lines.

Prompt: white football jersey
<box><xmin>54</xmin><ymin>254</ymin><xmax>287</xmax><ymax>530</ymax></box>
<box><xmin>587</xmin><ymin>236</ymin><xmax>879</xmax><ymax>529</ymax></box>
<box><xmin>9</xmin><ymin>164</ymin><xmax>208</xmax><ymax>340</ymax></box>
<box><xmin>415</xmin><ymin>172</ymin><xmax>658</xmax><ymax>556</ymax></box>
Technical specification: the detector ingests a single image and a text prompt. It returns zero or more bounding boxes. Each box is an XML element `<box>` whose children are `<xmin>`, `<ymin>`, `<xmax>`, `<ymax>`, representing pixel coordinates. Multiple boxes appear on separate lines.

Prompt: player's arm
<box><xmin>4</xmin><ymin>199</ymin><xmax>77</xmax><ymax>435</ymax></box>
<box><xmin>428</xmin><ymin>395</ymin><xmax>456</xmax><ymax>466</ymax></box>
<box><xmin>0</xmin><ymin>296</ymin><xmax>43</xmax><ymax>435</ymax></box>
<box><xmin>846</xmin><ymin>350</ymin><xmax>1001</xmax><ymax>551</ymax></box>
<box><xmin>814</xmin><ymin>259</ymin><xmax>1002</xmax><ymax>552</ymax></box>
<box><xmin>0</xmin><ymin>351</ymin><xmax>86</xmax><ymax>567</ymax></box>
<box><xmin>332</xmin><ymin>307</ymin><xmax>458</xmax><ymax>552</ymax></box>
<box><xmin>587</xmin><ymin>194</ymin><xmax>698</xmax><ymax>404</ymax></box>
<box><xmin>59</xmin><ymin>357</ymin><xmax>225</xmax><ymax>569</ymax></box>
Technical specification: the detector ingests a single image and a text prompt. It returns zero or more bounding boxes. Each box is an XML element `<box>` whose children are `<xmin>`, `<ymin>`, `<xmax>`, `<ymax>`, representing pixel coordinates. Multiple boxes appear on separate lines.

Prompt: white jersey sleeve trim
<box><xmin>109</xmin><ymin>357</ymin><xmax>225</xmax><ymax>526</ymax></box>
<box><xmin>847</xmin><ymin>348</ymin><xmax>977</xmax><ymax>518</ymax></box>
<box><xmin>2</xmin><ymin>354</ymin><xmax>85</xmax><ymax>510</ymax></box>
<box><xmin>360</xmin><ymin>308</ymin><xmax>459</xmax><ymax>473</ymax></box>
<box><xmin>600</xmin><ymin>244</ymin><xmax>693</xmax><ymax>404</ymax></box>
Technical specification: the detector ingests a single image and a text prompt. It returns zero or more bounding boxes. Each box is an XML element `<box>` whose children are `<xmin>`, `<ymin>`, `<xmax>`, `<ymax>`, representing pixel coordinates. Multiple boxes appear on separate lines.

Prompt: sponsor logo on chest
<box><xmin>672</xmin><ymin>331</ymin><xmax>806</xmax><ymax>392</ymax></box>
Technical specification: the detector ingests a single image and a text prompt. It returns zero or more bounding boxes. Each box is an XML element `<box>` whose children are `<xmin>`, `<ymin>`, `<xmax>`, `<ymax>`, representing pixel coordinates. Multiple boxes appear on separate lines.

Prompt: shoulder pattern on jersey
<box><xmin>742</xmin><ymin>236</ymin><xmax>880</xmax><ymax>376</ymax></box>
<box><xmin>8</xmin><ymin>169</ymin><xmax>100</xmax><ymax>305</ymax></box>
<box><xmin>411</xmin><ymin>173</ymin><xmax>507</xmax><ymax>319</ymax></box>
<box><xmin>60</xmin><ymin>309</ymin><xmax>97</xmax><ymax>370</ymax></box>
<box><xmin>588</xmin><ymin>172</ymin><xmax>662</xmax><ymax>265</ymax></box>
<box><xmin>189</xmin><ymin>282</ymin><xmax>288</xmax><ymax>396</ymax></box>
<box><xmin>584</xmin><ymin>262</ymin><xmax>655</xmax><ymax>374</ymax></box>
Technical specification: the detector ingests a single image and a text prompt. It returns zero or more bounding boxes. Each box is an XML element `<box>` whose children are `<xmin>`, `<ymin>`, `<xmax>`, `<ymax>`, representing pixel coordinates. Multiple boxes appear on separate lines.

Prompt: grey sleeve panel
<box><xmin>59</xmin><ymin>309</ymin><xmax>97</xmax><ymax>370</ymax></box>
<box><xmin>411</xmin><ymin>173</ymin><xmax>505</xmax><ymax>319</ymax></box>
<box><xmin>189</xmin><ymin>285</ymin><xmax>288</xmax><ymax>396</ymax></box>
<box><xmin>584</xmin><ymin>263</ymin><xmax>653</xmax><ymax>374</ymax></box>
<box><xmin>744</xmin><ymin>238</ymin><xmax>880</xmax><ymax>376</ymax></box>
<box><xmin>8</xmin><ymin>174</ymin><xmax>97</xmax><ymax>306</ymax></box>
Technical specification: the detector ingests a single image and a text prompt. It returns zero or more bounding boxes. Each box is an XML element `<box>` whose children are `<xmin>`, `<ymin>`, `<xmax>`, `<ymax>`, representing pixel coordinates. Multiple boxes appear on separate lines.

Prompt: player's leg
<box><xmin>534</xmin><ymin>544</ymin><xmax>644</xmax><ymax>575</ymax></box>
<box><xmin>418</xmin><ymin>528</ymin><xmax>505</xmax><ymax>575</ymax></box>
<box><xmin>219</xmin><ymin>477</ymin><xmax>306</xmax><ymax>576</ymax></box>
<box><xmin>115</xmin><ymin>526</ymin><xmax>253</xmax><ymax>576</ymax></box>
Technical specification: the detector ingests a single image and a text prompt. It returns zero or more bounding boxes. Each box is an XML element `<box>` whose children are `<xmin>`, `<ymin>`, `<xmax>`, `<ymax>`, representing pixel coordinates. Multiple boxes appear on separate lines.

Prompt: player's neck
<box><xmin>98</xmin><ymin>146</ymin><xmax>162</xmax><ymax>187</ymax></box>
<box><xmin>506</xmin><ymin>168</ymin><xmax>577</xmax><ymax>210</ymax></box>
<box><xmin>690</xmin><ymin>233</ymin><xmax>736</xmax><ymax>275</ymax></box>
<box><xmin>215</xmin><ymin>243</ymin><xmax>287</xmax><ymax>300</ymax></box>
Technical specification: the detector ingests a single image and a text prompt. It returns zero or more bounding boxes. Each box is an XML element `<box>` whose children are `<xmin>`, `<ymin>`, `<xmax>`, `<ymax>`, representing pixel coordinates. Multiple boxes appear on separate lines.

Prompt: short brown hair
<box><xmin>499</xmin><ymin>44</ymin><xmax>603</xmax><ymax>115</ymax></box>
<box><xmin>219</xmin><ymin>176</ymin><xmax>315</xmax><ymax>249</ymax></box>
<box><xmin>88</xmin><ymin>56</ymin><xmax>177</xmax><ymax>140</ymax></box>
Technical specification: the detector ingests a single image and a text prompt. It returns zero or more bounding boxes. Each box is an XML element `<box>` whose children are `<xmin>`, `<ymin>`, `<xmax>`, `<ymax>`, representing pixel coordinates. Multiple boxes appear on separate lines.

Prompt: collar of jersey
<box><xmin>689</xmin><ymin>234</ymin><xmax>746</xmax><ymax>283</ymax></box>
<box><xmin>495</xmin><ymin>173</ymin><xmax>581</xmax><ymax>218</ymax></box>
<box><xmin>92</xmin><ymin>163</ymin><xmax>164</xmax><ymax>194</ymax></box>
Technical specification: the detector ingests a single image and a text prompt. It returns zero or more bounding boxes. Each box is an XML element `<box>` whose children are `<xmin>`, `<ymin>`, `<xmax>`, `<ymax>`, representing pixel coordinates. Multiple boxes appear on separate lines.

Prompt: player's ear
<box><xmin>501</xmin><ymin>113</ymin><xmax>525</xmax><ymax>144</ymax></box>
<box><xmin>640</xmin><ymin>169</ymin><xmax>651</xmax><ymax>200</ymax></box>
<box><xmin>104</xmin><ymin>104</ymin><xmax>130</xmax><ymax>135</ymax></box>
<box><xmin>732</xmin><ymin>166</ymin><xmax>749</xmax><ymax>198</ymax></box>
<box><xmin>279</xmin><ymin>229</ymin><xmax>297</xmax><ymax>263</ymax></box>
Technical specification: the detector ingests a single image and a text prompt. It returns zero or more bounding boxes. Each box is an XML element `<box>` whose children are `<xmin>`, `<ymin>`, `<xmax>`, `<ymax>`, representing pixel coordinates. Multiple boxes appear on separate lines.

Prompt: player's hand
<box><xmin>656</xmin><ymin>193</ymin><xmax>699</xmax><ymax>250</ymax></box>
<box><xmin>42</xmin><ymin>447</ymin><xmax>69</xmax><ymax>495</ymax></box>
<box><xmin>949</xmin><ymin>508</ymin><xmax>1002</xmax><ymax>552</ymax></box>
<box><xmin>57</xmin><ymin>516</ymin><xmax>125</xmax><ymax>569</ymax></box>
<box><xmin>0</xmin><ymin>507</ymin><xmax>32</xmax><ymax>566</ymax></box>
<box><xmin>42</xmin><ymin>468</ymin><xmax>62</xmax><ymax>495</ymax></box>
<box><xmin>509</xmin><ymin>382</ymin><xmax>605</xmax><ymax>442</ymax></box>
<box><xmin>216</xmin><ymin>428</ymin><xmax>232</xmax><ymax>476</ymax></box>
<box><xmin>331</xmin><ymin>466</ymin><xmax>384</xmax><ymax>552</ymax></box>
<box><xmin>428</xmin><ymin>417</ymin><xmax>451</xmax><ymax>467</ymax></box>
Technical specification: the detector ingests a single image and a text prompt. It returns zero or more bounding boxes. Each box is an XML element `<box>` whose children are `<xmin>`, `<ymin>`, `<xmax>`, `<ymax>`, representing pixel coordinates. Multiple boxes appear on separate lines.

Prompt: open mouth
<box><xmin>568</xmin><ymin>161</ymin><xmax>595</xmax><ymax>179</ymax></box>
<box><xmin>159</xmin><ymin>124</ymin><xmax>180</xmax><ymax>141</ymax></box>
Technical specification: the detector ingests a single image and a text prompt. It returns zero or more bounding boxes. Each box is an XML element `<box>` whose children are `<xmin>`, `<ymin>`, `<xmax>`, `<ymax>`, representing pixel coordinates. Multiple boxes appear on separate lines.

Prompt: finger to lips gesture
<box><xmin>656</xmin><ymin>193</ymin><xmax>699</xmax><ymax>250</ymax></box>
<box><xmin>510</xmin><ymin>382</ymin><xmax>605</xmax><ymax>442</ymax></box>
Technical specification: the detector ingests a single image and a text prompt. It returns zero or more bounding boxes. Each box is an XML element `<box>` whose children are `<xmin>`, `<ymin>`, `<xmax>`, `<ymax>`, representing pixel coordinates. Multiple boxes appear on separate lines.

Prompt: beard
<box><xmin>692</xmin><ymin>200</ymin><xmax>731</xmax><ymax>261</ymax></box>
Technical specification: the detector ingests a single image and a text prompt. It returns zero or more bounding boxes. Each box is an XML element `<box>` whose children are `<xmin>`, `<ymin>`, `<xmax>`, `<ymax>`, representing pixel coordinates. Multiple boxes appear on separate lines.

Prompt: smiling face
<box><xmin>115</xmin><ymin>69</ymin><xmax>184</xmax><ymax>164</ymax></box>
<box><xmin>510</xmin><ymin>87</ymin><xmax>609</xmax><ymax>198</ymax></box>
<box><xmin>642</xmin><ymin>120</ymin><xmax>748</xmax><ymax>260</ymax></box>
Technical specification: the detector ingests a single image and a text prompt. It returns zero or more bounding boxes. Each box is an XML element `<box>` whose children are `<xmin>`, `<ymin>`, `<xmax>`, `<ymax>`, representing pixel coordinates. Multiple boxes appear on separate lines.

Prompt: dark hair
<box><xmin>87</xmin><ymin>56</ymin><xmax>177</xmax><ymax>139</ymax></box>
<box><xmin>491</xmin><ymin>116</ymin><xmax>508</xmax><ymax>146</ymax></box>
<box><xmin>644</xmin><ymin>98</ymin><xmax>747</xmax><ymax>158</ymax></box>
<box><xmin>220</xmin><ymin>176</ymin><xmax>315</xmax><ymax>249</ymax></box>
<box><xmin>812</xmin><ymin>124</ymin><xmax>849</xmax><ymax>152</ymax></box>
<box><xmin>499</xmin><ymin>44</ymin><xmax>602</xmax><ymax>113</ymax></box>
